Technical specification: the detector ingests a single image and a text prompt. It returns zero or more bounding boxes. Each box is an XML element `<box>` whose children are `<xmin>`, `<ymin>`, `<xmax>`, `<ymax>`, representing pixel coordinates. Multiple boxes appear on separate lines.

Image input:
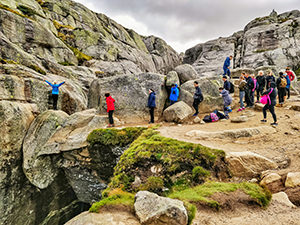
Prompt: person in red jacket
<box><xmin>286</xmin><ymin>67</ymin><xmax>295</xmax><ymax>82</ymax></box>
<box><xmin>105</xmin><ymin>93</ymin><xmax>115</xmax><ymax>127</ymax></box>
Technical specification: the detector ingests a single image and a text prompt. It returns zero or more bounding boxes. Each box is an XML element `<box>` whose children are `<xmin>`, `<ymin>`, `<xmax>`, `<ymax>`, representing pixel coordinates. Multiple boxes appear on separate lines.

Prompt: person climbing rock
<box><xmin>45</xmin><ymin>80</ymin><xmax>65</xmax><ymax>110</ymax></box>
<box><xmin>238</xmin><ymin>75</ymin><xmax>247</xmax><ymax>111</ymax></box>
<box><xmin>276</xmin><ymin>72</ymin><xmax>287</xmax><ymax>107</ymax></box>
<box><xmin>261</xmin><ymin>81</ymin><xmax>278</xmax><ymax>126</ymax></box>
<box><xmin>222</xmin><ymin>75</ymin><xmax>231</xmax><ymax>91</ymax></box>
<box><xmin>193</xmin><ymin>81</ymin><xmax>203</xmax><ymax>116</ymax></box>
<box><xmin>148</xmin><ymin>89</ymin><xmax>156</xmax><ymax>123</ymax></box>
<box><xmin>105</xmin><ymin>93</ymin><xmax>115</xmax><ymax>127</ymax></box>
<box><xmin>169</xmin><ymin>84</ymin><xmax>179</xmax><ymax>105</ymax></box>
<box><xmin>256</xmin><ymin>70</ymin><xmax>266</xmax><ymax>102</ymax></box>
<box><xmin>219</xmin><ymin>87</ymin><xmax>232</xmax><ymax>119</ymax></box>
<box><xmin>223</xmin><ymin>56</ymin><xmax>233</xmax><ymax>78</ymax></box>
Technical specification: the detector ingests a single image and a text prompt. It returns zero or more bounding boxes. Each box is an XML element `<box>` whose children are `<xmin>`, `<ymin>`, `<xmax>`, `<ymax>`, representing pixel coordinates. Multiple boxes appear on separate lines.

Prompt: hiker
<box><xmin>256</xmin><ymin>70</ymin><xmax>266</xmax><ymax>102</ymax></box>
<box><xmin>276</xmin><ymin>72</ymin><xmax>287</xmax><ymax>107</ymax></box>
<box><xmin>105</xmin><ymin>93</ymin><xmax>115</xmax><ymax>127</ymax></box>
<box><xmin>169</xmin><ymin>84</ymin><xmax>179</xmax><ymax>105</ymax></box>
<box><xmin>193</xmin><ymin>81</ymin><xmax>203</xmax><ymax>116</ymax></box>
<box><xmin>147</xmin><ymin>89</ymin><xmax>156</xmax><ymax>124</ymax></box>
<box><xmin>45</xmin><ymin>80</ymin><xmax>65</xmax><ymax>110</ymax></box>
<box><xmin>219</xmin><ymin>87</ymin><xmax>232</xmax><ymax>119</ymax></box>
<box><xmin>284</xmin><ymin>72</ymin><xmax>291</xmax><ymax>100</ymax></box>
<box><xmin>261</xmin><ymin>81</ymin><xmax>278</xmax><ymax>126</ymax></box>
<box><xmin>286</xmin><ymin>67</ymin><xmax>295</xmax><ymax>82</ymax></box>
<box><xmin>223</xmin><ymin>56</ymin><xmax>233</xmax><ymax>78</ymax></box>
<box><xmin>251</xmin><ymin>74</ymin><xmax>257</xmax><ymax>105</ymax></box>
<box><xmin>222</xmin><ymin>76</ymin><xmax>231</xmax><ymax>92</ymax></box>
<box><xmin>265</xmin><ymin>69</ymin><xmax>275</xmax><ymax>89</ymax></box>
<box><xmin>237</xmin><ymin>75</ymin><xmax>247</xmax><ymax>111</ymax></box>
<box><xmin>244</xmin><ymin>73</ymin><xmax>254</xmax><ymax>108</ymax></box>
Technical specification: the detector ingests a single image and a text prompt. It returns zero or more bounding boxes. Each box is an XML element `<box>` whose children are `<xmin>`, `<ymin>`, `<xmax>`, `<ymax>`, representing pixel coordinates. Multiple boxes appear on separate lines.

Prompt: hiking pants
<box><xmin>263</xmin><ymin>104</ymin><xmax>277</xmax><ymax>123</ymax></box>
<box><xmin>286</xmin><ymin>87</ymin><xmax>290</xmax><ymax>99</ymax></box>
<box><xmin>250</xmin><ymin>91</ymin><xmax>255</xmax><ymax>105</ymax></box>
<box><xmin>224</xmin><ymin>104</ymin><xmax>231</xmax><ymax>117</ymax></box>
<box><xmin>278</xmin><ymin>88</ymin><xmax>286</xmax><ymax>104</ymax></box>
<box><xmin>52</xmin><ymin>94</ymin><xmax>58</xmax><ymax>110</ymax></box>
<box><xmin>193</xmin><ymin>99</ymin><xmax>201</xmax><ymax>114</ymax></box>
<box><xmin>223</xmin><ymin>68</ymin><xmax>231</xmax><ymax>78</ymax></box>
<box><xmin>149</xmin><ymin>107</ymin><xmax>155</xmax><ymax>123</ymax></box>
<box><xmin>245</xmin><ymin>89</ymin><xmax>253</xmax><ymax>107</ymax></box>
<box><xmin>239</xmin><ymin>91</ymin><xmax>245</xmax><ymax>108</ymax></box>
<box><xmin>256</xmin><ymin>88</ymin><xmax>264</xmax><ymax>101</ymax></box>
<box><xmin>170</xmin><ymin>100</ymin><xmax>177</xmax><ymax>105</ymax></box>
<box><xmin>108</xmin><ymin>110</ymin><xmax>114</xmax><ymax>125</ymax></box>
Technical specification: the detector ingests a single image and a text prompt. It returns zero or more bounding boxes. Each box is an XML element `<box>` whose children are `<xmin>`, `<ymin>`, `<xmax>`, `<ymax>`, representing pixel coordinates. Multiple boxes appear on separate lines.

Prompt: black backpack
<box><xmin>229</xmin><ymin>82</ymin><xmax>235</xmax><ymax>94</ymax></box>
<box><xmin>203</xmin><ymin>115</ymin><xmax>212</xmax><ymax>123</ymax></box>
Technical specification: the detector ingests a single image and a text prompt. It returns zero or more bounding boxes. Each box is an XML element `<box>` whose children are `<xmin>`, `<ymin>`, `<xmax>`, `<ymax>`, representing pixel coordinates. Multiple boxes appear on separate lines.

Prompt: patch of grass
<box><xmin>28</xmin><ymin>64</ymin><xmax>46</xmax><ymax>75</ymax></box>
<box><xmin>17</xmin><ymin>5</ymin><xmax>36</xmax><ymax>17</ymax></box>
<box><xmin>168</xmin><ymin>182</ymin><xmax>272</xmax><ymax>210</ymax></box>
<box><xmin>53</xmin><ymin>20</ymin><xmax>74</xmax><ymax>30</ymax></box>
<box><xmin>107</xmin><ymin>129</ymin><xmax>227</xmax><ymax>192</ymax></box>
<box><xmin>140</xmin><ymin>176</ymin><xmax>164</xmax><ymax>193</ymax></box>
<box><xmin>87</xmin><ymin>127</ymin><xmax>147</xmax><ymax>147</ymax></box>
<box><xmin>192</xmin><ymin>166</ymin><xmax>210</xmax><ymax>183</ymax></box>
<box><xmin>58</xmin><ymin>61</ymin><xmax>75</xmax><ymax>66</ymax></box>
<box><xmin>184</xmin><ymin>202</ymin><xmax>196</xmax><ymax>225</ymax></box>
<box><xmin>0</xmin><ymin>3</ymin><xmax>32</xmax><ymax>20</ymax></box>
<box><xmin>89</xmin><ymin>189</ymin><xmax>134</xmax><ymax>213</ymax></box>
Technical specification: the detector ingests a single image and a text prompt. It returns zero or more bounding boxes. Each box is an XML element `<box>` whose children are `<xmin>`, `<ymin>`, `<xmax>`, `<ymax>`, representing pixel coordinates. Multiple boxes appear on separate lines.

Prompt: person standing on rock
<box><xmin>148</xmin><ymin>89</ymin><xmax>156</xmax><ymax>123</ymax></box>
<box><xmin>169</xmin><ymin>84</ymin><xmax>179</xmax><ymax>105</ymax></box>
<box><xmin>223</xmin><ymin>56</ymin><xmax>233</xmax><ymax>78</ymax></box>
<box><xmin>45</xmin><ymin>80</ymin><xmax>65</xmax><ymax>110</ymax></box>
<box><xmin>276</xmin><ymin>72</ymin><xmax>287</xmax><ymax>107</ymax></box>
<box><xmin>105</xmin><ymin>93</ymin><xmax>115</xmax><ymax>127</ymax></box>
<box><xmin>265</xmin><ymin>70</ymin><xmax>275</xmax><ymax>89</ymax></box>
<box><xmin>244</xmin><ymin>73</ymin><xmax>254</xmax><ymax>108</ymax></box>
<box><xmin>219</xmin><ymin>87</ymin><xmax>232</xmax><ymax>119</ymax></box>
<box><xmin>284</xmin><ymin>72</ymin><xmax>291</xmax><ymax>100</ymax></box>
<box><xmin>193</xmin><ymin>81</ymin><xmax>203</xmax><ymax>116</ymax></box>
<box><xmin>238</xmin><ymin>75</ymin><xmax>247</xmax><ymax>111</ymax></box>
<box><xmin>261</xmin><ymin>81</ymin><xmax>278</xmax><ymax>126</ymax></box>
<box><xmin>256</xmin><ymin>71</ymin><xmax>266</xmax><ymax>103</ymax></box>
<box><xmin>286</xmin><ymin>67</ymin><xmax>295</xmax><ymax>83</ymax></box>
<box><xmin>251</xmin><ymin>74</ymin><xmax>257</xmax><ymax>105</ymax></box>
<box><xmin>222</xmin><ymin>76</ymin><xmax>231</xmax><ymax>92</ymax></box>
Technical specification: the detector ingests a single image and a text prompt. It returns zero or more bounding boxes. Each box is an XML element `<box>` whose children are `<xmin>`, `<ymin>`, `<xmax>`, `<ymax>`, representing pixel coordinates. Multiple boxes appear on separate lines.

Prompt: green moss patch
<box><xmin>0</xmin><ymin>3</ymin><xmax>32</xmax><ymax>20</ymax></box>
<box><xmin>17</xmin><ymin>5</ymin><xmax>36</xmax><ymax>17</ymax></box>
<box><xmin>168</xmin><ymin>182</ymin><xmax>272</xmax><ymax>210</ymax></box>
<box><xmin>106</xmin><ymin>129</ymin><xmax>228</xmax><ymax>193</ymax></box>
<box><xmin>53</xmin><ymin>20</ymin><xmax>74</xmax><ymax>30</ymax></box>
<box><xmin>58</xmin><ymin>61</ymin><xmax>75</xmax><ymax>66</ymax></box>
<box><xmin>0</xmin><ymin>58</ymin><xmax>18</xmax><ymax>64</ymax></box>
<box><xmin>28</xmin><ymin>64</ymin><xmax>46</xmax><ymax>75</ymax></box>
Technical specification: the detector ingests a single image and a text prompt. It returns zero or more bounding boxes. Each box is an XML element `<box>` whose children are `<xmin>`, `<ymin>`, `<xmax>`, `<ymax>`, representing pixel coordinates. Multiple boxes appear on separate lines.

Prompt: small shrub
<box><xmin>141</xmin><ymin>176</ymin><xmax>164</xmax><ymax>193</ymax></box>
<box><xmin>192</xmin><ymin>166</ymin><xmax>210</xmax><ymax>182</ymax></box>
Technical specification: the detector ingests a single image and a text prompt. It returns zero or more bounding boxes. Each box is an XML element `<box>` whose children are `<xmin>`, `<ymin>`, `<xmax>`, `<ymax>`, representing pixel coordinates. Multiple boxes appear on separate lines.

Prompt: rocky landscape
<box><xmin>1</xmin><ymin>0</ymin><xmax>300</xmax><ymax>224</ymax></box>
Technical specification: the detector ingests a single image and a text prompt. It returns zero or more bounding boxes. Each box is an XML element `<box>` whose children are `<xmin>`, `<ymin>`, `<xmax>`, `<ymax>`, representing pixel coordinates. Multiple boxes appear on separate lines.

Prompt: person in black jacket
<box><xmin>147</xmin><ymin>89</ymin><xmax>156</xmax><ymax>123</ymax></box>
<box><xmin>265</xmin><ymin>70</ymin><xmax>275</xmax><ymax>89</ymax></box>
<box><xmin>193</xmin><ymin>81</ymin><xmax>203</xmax><ymax>116</ymax></box>
<box><xmin>244</xmin><ymin>73</ymin><xmax>254</xmax><ymax>107</ymax></box>
<box><xmin>256</xmin><ymin>70</ymin><xmax>265</xmax><ymax>102</ymax></box>
<box><xmin>261</xmin><ymin>82</ymin><xmax>277</xmax><ymax>126</ymax></box>
<box><xmin>276</xmin><ymin>72</ymin><xmax>287</xmax><ymax>107</ymax></box>
<box><xmin>222</xmin><ymin>76</ymin><xmax>231</xmax><ymax>91</ymax></box>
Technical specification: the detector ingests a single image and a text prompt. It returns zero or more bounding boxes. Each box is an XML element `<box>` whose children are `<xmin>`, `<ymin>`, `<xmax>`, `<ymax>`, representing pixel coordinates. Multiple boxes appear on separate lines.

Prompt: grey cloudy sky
<box><xmin>74</xmin><ymin>0</ymin><xmax>299</xmax><ymax>52</ymax></box>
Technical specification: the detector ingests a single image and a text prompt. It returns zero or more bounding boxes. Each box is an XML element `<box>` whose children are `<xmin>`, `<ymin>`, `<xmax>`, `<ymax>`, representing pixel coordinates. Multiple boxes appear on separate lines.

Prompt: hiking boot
<box><xmin>193</xmin><ymin>113</ymin><xmax>198</xmax><ymax>116</ymax></box>
<box><xmin>242</xmin><ymin>107</ymin><xmax>245</xmax><ymax>110</ymax></box>
<box><xmin>237</xmin><ymin>108</ymin><xmax>243</xmax><ymax>112</ymax></box>
<box><xmin>271</xmin><ymin>122</ymin><xmax>278</xmax><ymax>126</ymax></box>
<box><xmin>261</xmin><ymin>119</ymin><xmax>267</xmax><ymax>123</ymax></box>
<box><xmin>276</xmin><ymin>103</ymin><xmax>281</xmax><ymax>107</ymax></box>
<box><xmin>228</xmin><ymin>108</ymin><xmax>232</xmax><ymax>113</ymax></box>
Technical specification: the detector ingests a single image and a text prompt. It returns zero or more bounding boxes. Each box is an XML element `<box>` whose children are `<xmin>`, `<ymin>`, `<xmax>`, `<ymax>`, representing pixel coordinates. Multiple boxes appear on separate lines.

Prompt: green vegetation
<box><xmin>53</xmin><ymin>20</ymin><xmax>75</xmax><ymax>30</ymax></box>
<box><xmin>106</xmin><ymin>129</ymin><xmax>226</xmax><ymax>193</ymax></box>
<box><xmin>0</xmin><ymin>58</ymin><xmax>18</xmax><ymax>64</ymax></box>
<box><xmin>140</xmin><ymin>176</ymin><xmax>164</xmax><ymax>193</ymax></box>
<box><xmin>253</xmin><ymin>49</ymin><xmax>269</xmax><ymax>53</ymax></box>
<box><xmin>184</xmin><ymin>202</ymin><xmax>197</xmax><ymax>225</ymax></box>
<box><xmin>17</xmin><ymin>5</ymin><xmax>36</xmax><ymax>17</ymax></box>
<box><xmin>192</xmin><ymin>166</ymin><xmax>210</xmax><ymax>183</ymax></box>
<box><xmin>28</xmin><ymin>64</ymin><xmax>46</xmax><ymax>75</ymax></box>
<box><xmin>87</xmin><ymin>127</ymin><xmax>147</xmax><ymax>146</ymax></box>
<box><xmin>89</xmin><ymin>189</ymin><xmax>134</xmax><ymax>213</ymax></box>
<box><xmin>168</xmin><ymin>182</ymin><xmax>272</xmax><ymax>210</ymax></box>
<box><xmin>58</xmin><ymin>61</ymin><xmax>75</xmax><ymax>66</ymax></box>
<box><xmin>67</xmin><ymin>45</ymin><xmax>92</xmax><ymax>64</ymax></box>
<box><xmin>0</xmin><ymin>3</ymin><xmax>32</xmax><ymax>20</ymax></box>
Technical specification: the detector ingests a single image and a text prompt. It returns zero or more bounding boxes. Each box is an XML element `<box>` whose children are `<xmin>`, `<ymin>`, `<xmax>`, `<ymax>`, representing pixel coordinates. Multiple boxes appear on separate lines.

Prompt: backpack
<box><xmin>210</xmin><ymin>113</ymin><xmax>219</xmax><ymax>122</ymax></box>
<box><xmin>203</xmin><ymin>115</ymin><xmax>212</xmax><ymax>123</ymax></box>
<box><xmin>213</xmin><ymin>110</ymin><xmax>226</xmax><ymax>119</ymax></box>
<box><xmin>229</xmin><ymin>81</ymin><xmax>235</xmax><ymax>94</ymax></box>
<box><xmin>260</xmin><ymin>88</ymin><xmax>273</xmax><ymax>105</ymax></box>
<box><xmin>280</xmin><ymin>78</ymin><xmax>287</xmax><ymax>88</ymax></box>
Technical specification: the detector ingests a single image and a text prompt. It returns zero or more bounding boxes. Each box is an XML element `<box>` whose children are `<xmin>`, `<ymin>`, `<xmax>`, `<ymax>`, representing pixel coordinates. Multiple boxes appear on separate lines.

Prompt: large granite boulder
<box><xmin>88</xmin><ymin>73</ymin><xmax>168</xmax><ymax>121</ymax></box>
<box><xmin>174</xmin><ymin>64</ymin><xmax>198</xmax><ymax>84</ymax></box>
<box><xmin>134</xmin><ymin>191</ymin><xmax>188</xmax><ymax>225</ymax></box>
<box><xmin>166</xmin><ymin>71</ymin><xmax>180</xmax><ymax>87</ymax></box>
<box><xmin>163</xmin><ymin>101</ymin><xmax>193</xmax><ymax>123</ymax></box>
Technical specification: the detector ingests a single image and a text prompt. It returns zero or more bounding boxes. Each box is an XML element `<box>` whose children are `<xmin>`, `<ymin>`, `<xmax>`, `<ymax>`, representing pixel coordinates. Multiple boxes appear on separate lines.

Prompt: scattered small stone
<box><xmin>231</xmin><ymin>116</ymin><xmax>249</xmax><ymax>123</ymax></box>
<box><xmin>193</xmin><ymin>117</ymin><xmax>201</xmax><ymax>123</ymax></box>
<box><xmin>285</xmin><ymin>172</ymin><xmax>300</xmax><ymax>188</ymax></box>
<box><xmin>272</xmin><ymin>192</ymin><xmax>297</xmax><ymax>208</ymax></box>
<box><xmin>249</xmin><ymin>178</ymin><xmax>258</xmax><ymax>183</ymax></box>
<box><xmin>260</xmin><ymin>173</ymin><xmax>281</xmax><ymax>186</ymax></box>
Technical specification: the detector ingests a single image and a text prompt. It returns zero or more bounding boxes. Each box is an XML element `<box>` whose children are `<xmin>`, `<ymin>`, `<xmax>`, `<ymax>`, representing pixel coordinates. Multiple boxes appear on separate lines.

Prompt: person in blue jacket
<box><xmin>169</xmin><ymin>84</ymin><xmax>179</xmax><ymax>105</ymax></box>
<box><xmin>284</xmin><ymin>73</ymin><xmax>291</xmax><ymax>100</ymax></box>
<box><xmin>147</xmin><ymin>89</ymin><xmax>156</xmax><ymax>124</ymax></box>
<box><xmin>45</xmin><ymin>80</ymin><xmax>65</xmax><ymax>110</ymax></box>
<box><xmin>223</xmin><ymin>56</ymin><xmax>233</xmax><ymax>78</ymax></box>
